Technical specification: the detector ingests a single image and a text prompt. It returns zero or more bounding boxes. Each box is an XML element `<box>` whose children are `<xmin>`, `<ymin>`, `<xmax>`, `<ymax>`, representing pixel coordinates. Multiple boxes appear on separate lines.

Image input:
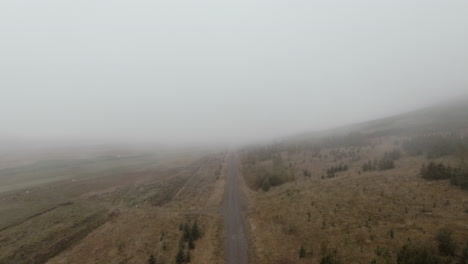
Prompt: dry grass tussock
<box><xmin>242</xmin><ymin>135</ymin><xmax>468</xmax><ymax>264</ymax></box>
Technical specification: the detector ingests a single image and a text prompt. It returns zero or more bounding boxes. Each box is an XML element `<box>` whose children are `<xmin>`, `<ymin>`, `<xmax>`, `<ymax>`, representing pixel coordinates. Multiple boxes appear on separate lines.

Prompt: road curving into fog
<box><xmin>223</xmin><ymin>154</ymin><xmax>248</xmax><ymax>264</ymax></box>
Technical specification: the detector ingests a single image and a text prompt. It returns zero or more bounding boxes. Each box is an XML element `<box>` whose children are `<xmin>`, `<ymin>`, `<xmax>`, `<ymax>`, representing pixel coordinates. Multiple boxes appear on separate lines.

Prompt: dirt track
<box><xmin>223</xmin><ymin>154</ymin><xmax>248</xmax><ymax>264</ymax></box>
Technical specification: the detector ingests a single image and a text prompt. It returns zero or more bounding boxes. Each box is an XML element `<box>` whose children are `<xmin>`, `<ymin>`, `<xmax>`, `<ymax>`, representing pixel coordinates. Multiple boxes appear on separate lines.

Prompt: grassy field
<box><xmin>2</xmin><ymin>100</ymin><xmax>468</xmax><ymax>264</ymax></box>
<box><xmin>0</xmin><ymin>147</ymin><xmax>227</xmax><ymax>264</ymax></box>
<box><xmin>240</xmin><ymin>104</ymin><xmax>468</xmax><ymax>264</ymax></box>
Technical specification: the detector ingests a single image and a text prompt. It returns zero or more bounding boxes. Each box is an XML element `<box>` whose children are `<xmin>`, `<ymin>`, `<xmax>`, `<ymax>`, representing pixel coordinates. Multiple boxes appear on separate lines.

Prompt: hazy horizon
<box><xmin>1</xmin><ymin>0</ymin><xmax>468</xmax><ymax>145</ymax></box>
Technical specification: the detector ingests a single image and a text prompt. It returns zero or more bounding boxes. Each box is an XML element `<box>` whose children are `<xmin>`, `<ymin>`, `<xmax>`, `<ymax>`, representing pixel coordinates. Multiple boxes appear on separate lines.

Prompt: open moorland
<box><xmin>1</xmin><ymin>100</ymin><xmax>468</xmax><ymax>264</ymax></box>
<box><xmin>0</xmin><ymin>146</ymin><xmax>228</xmax><ymax>264</ymax></box>
<box><xmin>240</xmin><ymin>100</ymin><xmax>468</xmax><ymax>264</ymax></box>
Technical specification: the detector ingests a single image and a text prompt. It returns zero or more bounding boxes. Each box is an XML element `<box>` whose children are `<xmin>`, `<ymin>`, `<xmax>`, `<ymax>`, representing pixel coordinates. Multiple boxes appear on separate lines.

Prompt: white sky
<box><xmin>1</xmin><ymin>0</ymin><xmax>467</xmax><ymax>145</ymax></box>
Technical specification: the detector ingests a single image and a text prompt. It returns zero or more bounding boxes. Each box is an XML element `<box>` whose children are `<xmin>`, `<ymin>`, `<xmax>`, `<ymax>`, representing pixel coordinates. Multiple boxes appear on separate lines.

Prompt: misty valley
<box><xmin>1</xmin><ymin>1</ymin><xmax>468</xmax><ymax>263</ymax></box>
<box><xmin>0</xmin><ymin>100</ymin><xmax>467</xmax><ymax>264</ymax></box>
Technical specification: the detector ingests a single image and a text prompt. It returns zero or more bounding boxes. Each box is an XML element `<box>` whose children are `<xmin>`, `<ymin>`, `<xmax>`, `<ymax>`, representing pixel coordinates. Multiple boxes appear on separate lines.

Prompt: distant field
<box><xmin>0</xmin><ymin>147</ymin><xmax>227</xmax><ymax>264</ymax></box>
<box><xmin>0</xmin><ymin>154</ymin><xmax>157</xmax><ymax>193</ymax></box>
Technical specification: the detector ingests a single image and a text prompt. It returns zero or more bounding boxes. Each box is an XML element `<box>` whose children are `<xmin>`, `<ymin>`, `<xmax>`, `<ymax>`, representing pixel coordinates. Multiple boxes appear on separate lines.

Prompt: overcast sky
<box><xmin>1</xmin><ymin>0</ymin><xmax>467</xmax><ymax>145</ymax></box>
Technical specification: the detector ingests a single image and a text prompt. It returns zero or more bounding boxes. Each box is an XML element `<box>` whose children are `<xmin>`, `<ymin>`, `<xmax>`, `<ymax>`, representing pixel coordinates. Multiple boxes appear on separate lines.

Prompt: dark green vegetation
<box><xmin>174</xmin><ymin>220</ymin><xmax>202</xmax><ymax>264</ymax></box>
<box><xmin>320</xmin><ymin>250</ymin><xmax>341</xmax><ymax>264</ymax></box>
<box><xmin>420</xmin><ymin>162</ymin><xmax>468</xmax><ymax>190</ymax></box>
<box><xmin>396</xmin><ymin>243</ymin><xmax>443</xmax><ymax>264</ymax></box>
<box><xmin>148</xmin><ymin>254</ymin><xmax>156</xmax><ymax>264</ymax></box>
<box><xmin>362</xmin><ymin>149</ymin><xmax>401</xmax><ymax>172</ymax></box>
<box><xmin>325</xmin><ymin>164</ymin><xmax>348</xmax><ymax>178</ymax></box>
<box><xmin>299</xmin><ymin>245</ymin><xmax>306</xmax><ymax>258</ymax></box>
<box><xmin>403</xmin><ymin>133</ymin><xmax>468</xmax><ymax>190</ymax></box>
<box><xmin>420</xmin><ymin>162</ymin><xmax>457</xmax><ymax>180</ymax></box>
<box><xmin>436</xmin><ymin>228</ymin><xmax>457</xmax><ymax>257</ymax></box>
<box><xmin>396</xmin><ymin>228</ymin><xmax>461</xmax><ymax>264</ymax></box>
<box><xmin>459</xmin><ymin>244</ymin><xmax>468</xmax><ymax>264</ymax></box>
<box><xmin>242</xmin><ymin>154</ymin><xmax>293</xmax><ymax>191</ymax></box>
<box><xmin>451</xmin><ymin>165</ymin><xmax>468</xmax><ymax>190</ymax></box>
<box><xmin>294</xmin><ymin>226</ymin><xmax>466</xmax><ymax>264</ymax></box>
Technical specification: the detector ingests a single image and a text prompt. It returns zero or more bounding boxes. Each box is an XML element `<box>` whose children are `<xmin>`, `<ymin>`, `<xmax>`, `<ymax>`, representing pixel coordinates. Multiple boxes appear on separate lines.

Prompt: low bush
<box><xmin>450</xmin><ymin>165</ymin><xmax>468</xmax><ymax>190</ymax></box>
<box><xmin>320</xmin><ymin>250</ymin><xmax>341</xmax><ymax>264</ymax></box>
<box><xmin>397</xmin><ymin>243</ymin><xmax>443</xmax><ymax>264</ymax></box>
<box><xmin>326</xmin><ymin>164</ymin><xmax>348</xmax><ymax>178</ymax></box>
<box><xmin>436</xmin><ymin>228</ymin><xmax>456</xmax><ymax>256</ymax></box>
<box><xmin>420</xmin><ymin>162</ymin><xmax>456</xmax><ymax>180</ymax></box>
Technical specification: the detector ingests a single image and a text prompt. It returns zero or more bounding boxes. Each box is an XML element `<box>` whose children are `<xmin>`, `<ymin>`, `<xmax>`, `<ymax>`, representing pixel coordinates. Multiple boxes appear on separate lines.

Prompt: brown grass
<box><xmin>242</xmin><ymin>136</ymin><xmax>468</xmax><ymax>264</ymax></box>
<box><xmin>0</xmin><ymin>150</ymin><xmax>227</xmax><ymax>264</ymax></box>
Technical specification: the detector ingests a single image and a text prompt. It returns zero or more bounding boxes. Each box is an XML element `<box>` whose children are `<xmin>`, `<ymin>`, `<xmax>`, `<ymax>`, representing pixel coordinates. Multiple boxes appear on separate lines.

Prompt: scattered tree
<box><xmin>320</xmin><ymin>250</ymin><xmax>340</xmax><ymax>264</ymax></box>
<box><xmin>191</xmin><ymin>221</ymin><xmax>201</xmax><ymax>240</ymax></box>
<box><xmin>457</xmin><ymin>244</ymin><xmax>468</xmax><ymax>264</ymax></box>
<box><xmin>436</xmin><ymin>228</ymin><xmax>456</xmax><ymax>256</ymax></box>
<box><xmin>148</xmin><ymin>254</ymin><xmax>156</xmax><ymax>264</ymax></box>
<box><xmin>188</xmin><ymin>237</ymin><xmax>195</xmax><ymax>250</ymax></box>
<box><xmin>299</xmin><ymin>245</ymin><xmax>306</xmax><ymax>258</ymax></box>
<box><xmin>326</xmin><ymin>164</ymin><xmax>349</xmax><ymax>178</ymax></box>
<box><xmin>451</xmin><ymin>164</ymin><xmax>468</xmax><ymax>189</ymax></box>
<box><xmin>175</xmin><ymin>248</ymin><xmax>185</xmax><ymax>264</ymax></box>
<box><xmin>378</xmin><ymin>159</ymin><xmax>395</xmax><ymax>170</ymax></box>
<box><xmin>420</xmin><ymin>162</ymin><xmax>456</xmax><ymax>180</ymax></box>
